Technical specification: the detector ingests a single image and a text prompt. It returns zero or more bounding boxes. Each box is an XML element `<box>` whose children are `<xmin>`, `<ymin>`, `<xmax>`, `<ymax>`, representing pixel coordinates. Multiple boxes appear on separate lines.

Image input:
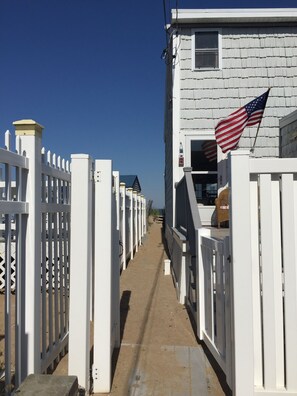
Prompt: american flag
<box><xmin>215</xmin><ymin>89</ymin><xmax>270</xmax><ymax>154</ymax></box>
<box><xmin>202</xmin><ymin>141</ymin><xmax>217</xmax><ymax>162</ymax></box>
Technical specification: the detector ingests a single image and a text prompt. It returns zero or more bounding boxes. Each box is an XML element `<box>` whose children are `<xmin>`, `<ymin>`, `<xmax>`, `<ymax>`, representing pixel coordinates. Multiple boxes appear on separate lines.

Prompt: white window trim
<box><xmin>191</xmin><ymin>28</ymin><xmax>222</xmax><ymax>71</ymax></box>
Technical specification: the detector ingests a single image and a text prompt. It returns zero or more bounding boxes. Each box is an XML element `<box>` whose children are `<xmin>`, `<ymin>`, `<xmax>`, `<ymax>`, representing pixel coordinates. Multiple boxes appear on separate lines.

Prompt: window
<box><xmin>190</xmin><ymin>140</ymin><xmax>217</xmax><ymax>205</ymax></box>
<box><xmin>192</xmin><ymin>29</ymin><xmax>221</xmax><ymax>70</ymax></box>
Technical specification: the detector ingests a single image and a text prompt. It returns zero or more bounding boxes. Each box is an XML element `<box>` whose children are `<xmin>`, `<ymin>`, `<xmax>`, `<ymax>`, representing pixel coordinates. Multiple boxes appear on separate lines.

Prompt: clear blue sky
<box><xmin>0</xmin><ymin>1</ymin><xmax>296</xmax><ymax>208</ymax></box>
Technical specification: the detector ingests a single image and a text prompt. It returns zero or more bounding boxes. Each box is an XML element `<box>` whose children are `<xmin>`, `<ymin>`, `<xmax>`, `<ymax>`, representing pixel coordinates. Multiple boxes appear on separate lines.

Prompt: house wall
<box><xmin>178</xmin><ymin>25</ymin><xmax>297</xmax><ymax>157</ymax></box>
<box><xmin>280</xmin><ymin>109</ymin><xmax>297</xmax><ymax>157</ymax></box>
<box><xmin>165</xmin><ymin>21</ymin><xmax>297</xmax><ymax>230</ymax></box>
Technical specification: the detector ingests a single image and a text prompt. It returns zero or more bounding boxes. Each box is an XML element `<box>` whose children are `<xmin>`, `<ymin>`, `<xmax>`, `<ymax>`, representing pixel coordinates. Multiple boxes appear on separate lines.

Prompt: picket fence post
<box><xmin>127</xmin><ymin>188</ymin><xmax>134</xmax><ymax>260</ymax></box>
<box><xmin>93</xmin><ymin>159</ymin><xmax>119</xmax><ymax>393</ymax></box>
<box><xmin>68</xmin><ymin>154</ymin><xmax>93</xmax><ymax>392</ymax></box>
<box><xmin>120</xmin><ymin>182</ymin><xmax>127</xmax><ymax>269</ymax></box>
<box><xmin>228</xmin><ymin>150</ymin><xmax>254</xmax><ymax>395</ymax></box>
<box><xmin>13</xmin><ymin>120</ymin><xmax>43</xmax><ymax>380</ymax></box>
<box><xmin>133</xmin><ymin>191</ymin><xmax>138</xmax><ymax>253</ymax></box>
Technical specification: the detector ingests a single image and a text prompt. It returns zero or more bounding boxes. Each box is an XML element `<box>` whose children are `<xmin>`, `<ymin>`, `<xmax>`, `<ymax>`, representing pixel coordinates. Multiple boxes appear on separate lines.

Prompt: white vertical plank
<box><xmin>47</xmin><ymin>175</ymin><xmax>54</xmax><ymax>364</ymax></box>
<box><xmin>224</xmin><ymin>236</ymin><xmax>233</xmax><ymax>389</ymax></box>
<box><xmin>120</xmin><ymin>183</ymin><xmax>127</xmax><ymax>270</ymax></box>
<box><xmin>41</xmin><ymin>170</ymin><xmax>47</xmax><ymax>362</ymax></box>
<box><xmin>138</xmin><ymin>194</ymin><xmax>141</xmax><ymax>245</ymax></box>
<box><xmin>13</xmin><ymin>120</ymin><xmax>43</xmax><ymax>378</ymax></box>
<box><xmin>58</xmin><ymin>192</ymin><xmax>65</xmax><ymax>340</ymax></box>
<box><xmin>201</xmin><ymin>241</ymin><xmax>213</xmax><ymax>340</ymax></box>
<box><xmin>281</xmin><ymin>173</ymin><xmax>297</xmax><ymax>391</ymax></box>
<box><xmin>250</xmin><ymin>174</ymin><xmax>263</xmax><ymax>388</ymax></box>
<box><xmin>5</xmin><ymin>160</ymin><xmax>12</xmax><ymax>388</ymax></box>
<box><xmin>111</xmin><ymin>190</ymin><xmax>120</xmax><ymax>348</ymax></box>
<box><xmin>52</xmin><ymin>175</ymin><xmax>59</xmax><ymax>350</ymax></box>
<box><xmin>259</xmin><ymin>173</ymin><xmax>284</xmax><ymax>389</ymax></box>
<box><xmin>229</xmin><ymin>150</ymin><xmax>254</xmax><ymax>396</ymax></box>
<box><xmin>128</xmin><ymin>188</ymin><xmax>134</xmax><ymax>260</ymax></box>
<box><xmin>93</xmin><ymin>159</ymin><xmax>113</xmax><ymax>393</ymax></box>
<box><xmin>15</xmin><ymin>159</ymin><xmax>24</xmax><ymax>388</ymax></box>
<box><xmin>133</xmin><ymin>191</ymin><xmax>138</xmax><ymax>252</ymax></box>
<box><xmin>215</xmin><ymin>242</ymin><xmax>225</xmax><ymax>357</ymax></box>
<box><xmin>63</xmin><ymin>208</ymin><xmax>70</xmax><ymax>333</ymax></box>
<box><xmin>5</xmin><ymin>129</ymin><xmax>11</xmax><ymax>151</ymax></box>
<box><xmin>143</xmin><ymin>197</ymin><xmax>146</xmax><ymax>235</ymax></box>
<box><xmin>112</xmin><ymin>171</ymin><xmax>120</xmax><ymax>231</ymax></box>
<box><xmin>68</xmin><ymin>154</ymin><xmax>93</xmax><ymax>392</ymax></box>
<box><xmin>16</xmin><ymin>135</ymin><xmax>21</xmax><ymax>155</ymax></box>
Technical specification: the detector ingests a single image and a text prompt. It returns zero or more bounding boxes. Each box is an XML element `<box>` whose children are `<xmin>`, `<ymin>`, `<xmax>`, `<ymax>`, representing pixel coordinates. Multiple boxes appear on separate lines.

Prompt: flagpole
<box><xmin>250</xmin><ymin>88</ymin><xmax>271</xmax><ymax>153</ymax></box>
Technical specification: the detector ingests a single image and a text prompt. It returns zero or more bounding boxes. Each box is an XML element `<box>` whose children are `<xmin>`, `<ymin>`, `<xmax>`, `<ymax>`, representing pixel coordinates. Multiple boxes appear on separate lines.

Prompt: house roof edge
<box><xmin>171</xmin><ymin>8</ymin><xmax>297</xmax><ymax>24</ymax></box>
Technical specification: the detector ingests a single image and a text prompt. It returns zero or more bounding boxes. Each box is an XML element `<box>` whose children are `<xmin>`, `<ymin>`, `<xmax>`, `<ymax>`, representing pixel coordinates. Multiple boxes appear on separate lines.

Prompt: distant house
<box><xmin>164</xmin><ymin>8</ymin><xmax>297</xmax><ymax>233</ymax></box>
<box><xmin>120</xmin><ymin>175</ymin><xmax>141</xmax><ymax>192</ymax></box>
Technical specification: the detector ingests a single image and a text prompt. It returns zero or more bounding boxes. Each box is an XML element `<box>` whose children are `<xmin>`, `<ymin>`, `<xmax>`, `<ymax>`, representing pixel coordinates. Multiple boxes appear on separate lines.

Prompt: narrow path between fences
<box><xmin>54</xmin><ymin>219</ymin><xmax>227</xmax><ymax>395</ymax></box>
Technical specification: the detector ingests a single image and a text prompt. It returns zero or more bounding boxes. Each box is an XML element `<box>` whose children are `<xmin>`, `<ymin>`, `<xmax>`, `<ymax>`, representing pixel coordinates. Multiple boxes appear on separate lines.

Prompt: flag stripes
<box><xmin>215</xmin><ymin>89</ymin><xmax>270</xmax><ymax>154</ymax></box>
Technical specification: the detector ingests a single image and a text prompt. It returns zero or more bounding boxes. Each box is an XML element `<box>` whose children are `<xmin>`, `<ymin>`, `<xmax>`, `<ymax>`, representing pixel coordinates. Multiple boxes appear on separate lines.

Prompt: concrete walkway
<box><xmin>53</xmin><ymin>220</ymin><xmax>230</xmax><ymax>395</ymax></box>
<box><xmin>100</xmin><ymin>220</ymin><xmax>229</xmax><ymax>396</ymax></box>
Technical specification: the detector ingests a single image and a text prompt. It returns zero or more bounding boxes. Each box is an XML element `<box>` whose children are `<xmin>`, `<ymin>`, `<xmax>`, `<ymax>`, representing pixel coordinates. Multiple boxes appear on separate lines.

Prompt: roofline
<box><xmin>171</xmin><ymin>9</ymin><xmax>297</xmax><ymax>24</ymax></box>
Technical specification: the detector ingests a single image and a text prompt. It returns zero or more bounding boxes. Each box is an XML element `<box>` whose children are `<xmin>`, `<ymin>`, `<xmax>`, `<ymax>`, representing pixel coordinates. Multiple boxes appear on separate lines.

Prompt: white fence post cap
<box><xmin>71</xmin><ymin>154</ymin><xmax>92</xmax><ymax>160</ymax></box>
<box><xmin>13</xmin><ymin>119</ymin><xmax>44</xmax><ymax>137</ymax></box>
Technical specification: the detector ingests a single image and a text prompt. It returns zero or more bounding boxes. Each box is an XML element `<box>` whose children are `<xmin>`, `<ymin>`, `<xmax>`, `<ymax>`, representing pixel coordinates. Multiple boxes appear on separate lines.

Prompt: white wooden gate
<box><xmin>229</xmin><ymin>150</ymin><xmax>297</xmax><ymax>395</ymax></box>
<box><xmin>194</xmin><ymin>150</ymin><xmax>297</xmax><ymax>395</ymax></box>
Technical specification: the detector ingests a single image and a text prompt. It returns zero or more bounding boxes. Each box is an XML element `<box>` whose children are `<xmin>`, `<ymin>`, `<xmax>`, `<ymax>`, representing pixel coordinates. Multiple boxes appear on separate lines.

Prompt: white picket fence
<box><xmin>68</xmin><ymin>156</ymin><xmax>146</xmax><ymax>394</ymax></box>
<box><xmin>0</xmin><ymin>120</ymin><xmax>71</xmax><ymax>391</ymax></box>
<box><xmin>119</xmin><ymin>181</ymin><xmax>146</xmax><ymax>270</ymax></box>
<box><xmin>1</xmin><ymin>120</ymin><xmax>146</xmax><ymax>394</ymax></box>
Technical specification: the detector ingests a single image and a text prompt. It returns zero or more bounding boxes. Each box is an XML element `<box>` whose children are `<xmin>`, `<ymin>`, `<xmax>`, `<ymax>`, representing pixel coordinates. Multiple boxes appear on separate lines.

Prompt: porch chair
<box><xmin>215</xmin><ymin>188</ymin><xmax>229</xmax><ymax>228</ymax></box>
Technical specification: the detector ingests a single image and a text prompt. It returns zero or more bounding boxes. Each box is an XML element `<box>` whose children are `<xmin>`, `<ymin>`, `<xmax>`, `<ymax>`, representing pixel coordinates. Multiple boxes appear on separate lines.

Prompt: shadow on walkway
<box><xmin>102</xmin><ymin>220</ymin><xmax>229</xmax><ymax>396</ymax></box>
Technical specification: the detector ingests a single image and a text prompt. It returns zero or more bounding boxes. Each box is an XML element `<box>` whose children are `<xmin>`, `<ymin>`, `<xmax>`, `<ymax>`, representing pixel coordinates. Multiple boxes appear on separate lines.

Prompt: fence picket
<box><xmin>259</xmin><ymin>173</ymin><xmax>284</xmax><ymax>389</ymax></box>
<box><xmin>281</xmin><ymin>174</ymin><xmax>297</xmax><ymax>391</ymax></box>
<box><xmin>215</xmin><ymin>242</ymin><xmax>225</xmax><ymax>357</ymax></box>
<box><xmin>250</xmin><ymin>175</ymin><xmax>263</xmax><ymax>388</ymax></box>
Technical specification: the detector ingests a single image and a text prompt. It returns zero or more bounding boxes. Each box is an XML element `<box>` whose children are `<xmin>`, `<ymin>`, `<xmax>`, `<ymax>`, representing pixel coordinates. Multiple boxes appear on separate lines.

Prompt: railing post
<box><xmin>13</xmin><ymin>120</ymin><xmax>43</xmax><ymax>379</ymax></box>
<box><xmin>68</xmin><ymin>154</ymin><xmax>93</xmax><ymax>393</ymax></box>
<box><xmin>93</xmin><ymin>159</ymin><xmax>119</xmax><ymax>393</ymax></box>
<box><xmin>228</xmin><ymin>150</ymin><xmax>254</xmax><ymax>395</ymax></box>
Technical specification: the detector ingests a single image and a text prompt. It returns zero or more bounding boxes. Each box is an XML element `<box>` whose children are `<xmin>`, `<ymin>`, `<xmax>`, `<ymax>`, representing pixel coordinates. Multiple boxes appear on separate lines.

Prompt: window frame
<box><xmin>191</xmin><ymin>28</ymin><xmax>222</xmax><ymax>71</ymax></box>
<box><xmin>185</xmin><ymin>135</ymin><xmax>218</xmax><ymax>206</ymax></box>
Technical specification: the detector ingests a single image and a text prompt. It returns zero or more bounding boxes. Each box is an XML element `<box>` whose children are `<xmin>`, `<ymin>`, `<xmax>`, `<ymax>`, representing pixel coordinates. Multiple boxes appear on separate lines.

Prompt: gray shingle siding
<box><xmin>178</xmin><ymin>25</ymin><xmax>297</xmax><ymax>157</ymax></box>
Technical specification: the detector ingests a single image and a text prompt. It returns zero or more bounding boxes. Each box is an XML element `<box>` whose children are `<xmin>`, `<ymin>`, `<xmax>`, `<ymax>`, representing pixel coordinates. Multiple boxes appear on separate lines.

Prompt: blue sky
<box><xmin>0</xmin><ymin>1</ymin><xmax>296</xmax><ymax>208</ymax></box>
